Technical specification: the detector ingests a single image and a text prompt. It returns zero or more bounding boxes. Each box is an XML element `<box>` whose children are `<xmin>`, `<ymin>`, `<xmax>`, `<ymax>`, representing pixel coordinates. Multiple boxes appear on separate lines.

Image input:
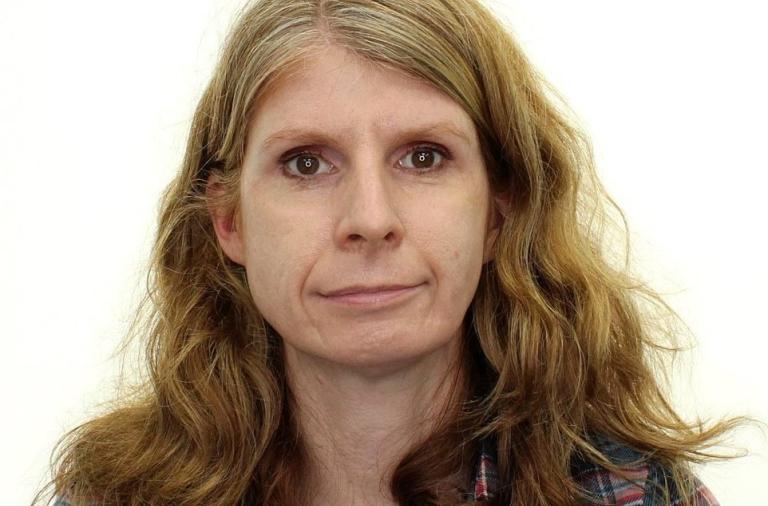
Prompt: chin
<box><xmin>320</xmin><ymin>331</ymin><xmax>456</xmax><ymax>376</ymax></box>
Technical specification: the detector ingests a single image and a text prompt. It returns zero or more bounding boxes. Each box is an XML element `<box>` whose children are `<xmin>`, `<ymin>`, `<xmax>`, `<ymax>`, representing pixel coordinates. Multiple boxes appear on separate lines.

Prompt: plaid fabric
<box><xmin>468</xmin><ymin>433</ymin><xmax>720</xmax><ymax>505</ymax></box>
<box><xmin>469</xmin><ymin>436</ymin><xmax>499</xmax><ymax>501</ymax></box>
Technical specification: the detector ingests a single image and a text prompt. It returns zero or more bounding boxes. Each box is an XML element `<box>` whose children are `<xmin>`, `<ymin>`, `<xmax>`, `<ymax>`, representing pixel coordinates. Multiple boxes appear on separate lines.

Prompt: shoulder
<box><xmin>569</xmin><ymin>433</ymin><xmax>720</xmax><ymax>506</ymax></box>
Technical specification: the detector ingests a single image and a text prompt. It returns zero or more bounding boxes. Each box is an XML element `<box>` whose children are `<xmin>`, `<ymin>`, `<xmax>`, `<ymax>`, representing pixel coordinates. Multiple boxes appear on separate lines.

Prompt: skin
<box><xmin>210</xmin><ymin>44</ymin><xmax>508</xmax><ymax>505</ymax></box>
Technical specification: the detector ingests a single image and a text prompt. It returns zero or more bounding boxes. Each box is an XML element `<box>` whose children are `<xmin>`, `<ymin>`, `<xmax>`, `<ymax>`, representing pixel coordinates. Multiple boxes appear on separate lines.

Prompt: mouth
<box><xmin>321</xmin><ymin>283</ymin><xmax>420</xmax><ymax>297</ymax></box>
<box><xmin>318</xmin><ymin>283</ymin><xmax>425</xmax><ymax>308</ymax></box>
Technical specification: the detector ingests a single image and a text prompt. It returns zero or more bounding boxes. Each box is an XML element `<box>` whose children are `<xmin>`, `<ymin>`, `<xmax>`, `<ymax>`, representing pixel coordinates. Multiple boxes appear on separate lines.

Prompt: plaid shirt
<box><xmin>468</xmin><ymin>433</ymin><xmax>720</xmax><ymax>505</ymax></box>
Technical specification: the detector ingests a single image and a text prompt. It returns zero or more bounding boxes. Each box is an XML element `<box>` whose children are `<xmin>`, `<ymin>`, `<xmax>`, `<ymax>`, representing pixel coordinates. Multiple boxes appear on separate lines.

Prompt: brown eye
<box><xmin>296</xmin><ymin>154</ymin><xmax>320</xmax><ymax>175</ymax></box>
<box><xmin>281</xmin><ymin>151</ymin><xmax>333</xmax><ymax>178</ymax></box>
<box><xmin>400</xmin><ymin>146</ymin><xmax>447</xmax><ymax>172</ymax></box>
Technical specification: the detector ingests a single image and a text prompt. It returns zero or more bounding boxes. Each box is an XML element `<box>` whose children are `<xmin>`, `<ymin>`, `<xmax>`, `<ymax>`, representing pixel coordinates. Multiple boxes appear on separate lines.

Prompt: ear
<box><xmin>483</xmin><ymin>191</ymin><xmax>511</xmax><ymax>264</ymax></box>
<box><xmin>206</xmin><ymin>174</ymin><xmax>246</xmax><ymax>266</ymax></box>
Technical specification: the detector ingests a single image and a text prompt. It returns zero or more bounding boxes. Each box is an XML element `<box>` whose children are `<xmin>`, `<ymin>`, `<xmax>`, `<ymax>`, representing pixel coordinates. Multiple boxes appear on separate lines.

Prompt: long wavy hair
<box><xmin>35</xmin><ymin>0</ymin><xmax>751</xmax><ymax>504</ymax></box>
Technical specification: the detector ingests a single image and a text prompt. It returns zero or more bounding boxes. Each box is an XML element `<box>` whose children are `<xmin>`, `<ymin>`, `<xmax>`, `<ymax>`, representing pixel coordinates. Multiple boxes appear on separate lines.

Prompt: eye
<box><xmin>398</xmin><ymin>145</ymin><xmax>450</xmax><ymax>172</ymax></box>
<box><xmin>280</xmin><ymin>150</ymin><xmax>334</xmax><ymax>179</ymax></box>
<box><xmin>279</xmin><ymin>144</ymin><xmax>451</xmax><ymax>180</ymax></box>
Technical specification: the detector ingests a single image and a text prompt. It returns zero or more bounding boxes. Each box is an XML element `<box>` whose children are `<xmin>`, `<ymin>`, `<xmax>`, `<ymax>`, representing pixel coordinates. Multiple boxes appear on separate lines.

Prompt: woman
<box><xmin>37</xmin><ymin>0</ymin><xmax>747</xmax><ymax>504</ymax></box>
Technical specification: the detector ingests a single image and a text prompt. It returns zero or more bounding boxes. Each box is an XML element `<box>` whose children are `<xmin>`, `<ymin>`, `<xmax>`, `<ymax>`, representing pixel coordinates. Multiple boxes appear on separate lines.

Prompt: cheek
<box><xmin>239</xmin><ymin>200</ymin><xmax>327</xmax><ymax>309</ymax></box>
<box><xmin>411</xmin><ymin>188</ymin><xmax>489</xmax><ymax>291</ymax></box>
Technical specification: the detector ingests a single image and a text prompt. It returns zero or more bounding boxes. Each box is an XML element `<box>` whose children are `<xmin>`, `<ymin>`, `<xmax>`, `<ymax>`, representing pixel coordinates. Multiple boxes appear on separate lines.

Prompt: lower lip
<box><xmin>320</xmin><ymin>284</ymin><xmax>424</xmax><ymax>307</ymax></box>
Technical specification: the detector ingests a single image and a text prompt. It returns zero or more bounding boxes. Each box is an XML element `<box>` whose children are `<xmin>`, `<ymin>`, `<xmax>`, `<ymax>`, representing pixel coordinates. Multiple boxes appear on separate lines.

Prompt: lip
<box><xmin>319</xmin><ymin>283</ymin><xmax>424</xmax><ymax>307</ymax></box>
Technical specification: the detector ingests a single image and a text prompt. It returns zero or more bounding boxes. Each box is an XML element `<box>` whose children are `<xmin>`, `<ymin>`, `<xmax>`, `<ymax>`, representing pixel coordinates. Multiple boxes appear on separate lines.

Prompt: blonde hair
<box><xmin>36</xmin><ymin>0</ymin><xmax>752</xmax><ymax>504</ymax></box>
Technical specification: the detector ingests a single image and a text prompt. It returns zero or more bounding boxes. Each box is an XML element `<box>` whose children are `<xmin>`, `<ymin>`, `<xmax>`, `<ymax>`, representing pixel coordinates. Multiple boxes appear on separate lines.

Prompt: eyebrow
<box><xmin>260</xmin><ymin>122</ymin><xmax>472</xmax><ymax>149</ymax></box>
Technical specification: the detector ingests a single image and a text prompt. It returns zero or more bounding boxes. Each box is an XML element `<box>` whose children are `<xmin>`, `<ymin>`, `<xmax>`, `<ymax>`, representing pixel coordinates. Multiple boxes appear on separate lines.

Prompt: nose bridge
<box><xmin>335</xmin><ymin>145</ymin><xmax>403</xmax><ymax>249</ymax></box>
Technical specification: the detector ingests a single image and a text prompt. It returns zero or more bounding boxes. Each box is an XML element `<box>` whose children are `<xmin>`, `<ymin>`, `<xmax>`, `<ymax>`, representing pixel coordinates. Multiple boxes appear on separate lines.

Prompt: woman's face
<box><xmin>212</xmin><ymin>45</ymin><xmax>503</xmax><ymax>375</ymax></box>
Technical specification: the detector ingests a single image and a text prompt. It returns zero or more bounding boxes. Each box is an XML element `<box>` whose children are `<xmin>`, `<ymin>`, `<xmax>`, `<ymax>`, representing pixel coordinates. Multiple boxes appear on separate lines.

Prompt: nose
<box><xmin>335</xmin><ymin>161</ymin><xmax>405</xmax><ymax>253</ymax></box>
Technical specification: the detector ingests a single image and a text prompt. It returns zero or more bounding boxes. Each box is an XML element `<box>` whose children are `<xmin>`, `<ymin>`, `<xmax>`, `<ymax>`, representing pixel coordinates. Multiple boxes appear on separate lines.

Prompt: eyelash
<box><xmin>278</xmin><ymin>144</ymin><xmax>452</xmax><ymax>180</ymax></box>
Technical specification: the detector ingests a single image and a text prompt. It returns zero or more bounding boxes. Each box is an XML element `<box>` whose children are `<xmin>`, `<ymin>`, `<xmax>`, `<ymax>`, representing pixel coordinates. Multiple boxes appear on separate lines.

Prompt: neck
<box><xmin>283</xmin><ymin>334</ymin><xmax>467</xmax><ymax>506</ymax></box>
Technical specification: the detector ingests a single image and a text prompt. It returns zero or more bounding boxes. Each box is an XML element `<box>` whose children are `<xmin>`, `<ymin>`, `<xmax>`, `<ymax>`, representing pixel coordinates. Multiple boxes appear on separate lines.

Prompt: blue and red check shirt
<box><xmin>468</xmin><ymin>433</ymin><xmax>720</xmax><ymax>504</ymax></box>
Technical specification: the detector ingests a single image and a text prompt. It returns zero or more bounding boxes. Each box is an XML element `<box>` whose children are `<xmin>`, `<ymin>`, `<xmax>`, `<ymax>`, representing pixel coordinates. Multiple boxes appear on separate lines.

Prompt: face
<box><xmin>211</xmin><ymin>44</ymin><xmax>504</xmax><ymax>376</ymax></box>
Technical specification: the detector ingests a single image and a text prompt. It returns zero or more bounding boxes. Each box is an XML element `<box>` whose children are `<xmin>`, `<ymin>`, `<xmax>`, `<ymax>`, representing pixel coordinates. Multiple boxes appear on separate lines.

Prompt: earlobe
<box><xmin>206</xmin><ymin>175</ymin><xmax>246</xmax><ymax>266</ymax></box>
<box><xmin>483</xmin><ymin>228</ymin><xmax>499</xmax><ymax>264</ymax></box>
<box><xmin>483</xmin><ymin>192</ymin><xmax>511</xmax><ymax>264</ymax></box>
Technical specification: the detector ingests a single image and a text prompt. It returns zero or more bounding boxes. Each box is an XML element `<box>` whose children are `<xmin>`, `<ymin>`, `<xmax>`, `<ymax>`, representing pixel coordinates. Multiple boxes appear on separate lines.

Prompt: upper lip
<box><xmin>321</xmin><ymin>283</ymin><xmax>421</xmax><ymax>297</ymax></box>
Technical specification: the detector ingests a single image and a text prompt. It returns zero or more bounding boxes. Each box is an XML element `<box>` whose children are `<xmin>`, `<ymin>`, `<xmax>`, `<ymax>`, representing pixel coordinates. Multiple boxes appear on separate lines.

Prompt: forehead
<box><xmin>247</xmin><ymin>45</ymin><xmax>477</xmax><ymax>148</ymax></box>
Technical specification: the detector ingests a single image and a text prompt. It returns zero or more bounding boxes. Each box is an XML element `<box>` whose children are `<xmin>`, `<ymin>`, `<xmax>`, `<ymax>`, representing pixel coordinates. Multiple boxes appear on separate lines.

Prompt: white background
<box><xmin>2</xmin><ymin>1</ymin><xmax>766</xmax><ymax>504</ymax></box>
